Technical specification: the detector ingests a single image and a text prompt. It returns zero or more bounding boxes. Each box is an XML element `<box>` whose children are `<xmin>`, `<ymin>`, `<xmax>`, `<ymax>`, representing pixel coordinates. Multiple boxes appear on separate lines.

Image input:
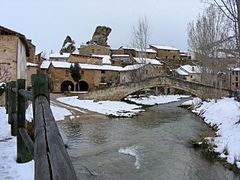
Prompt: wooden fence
<box><xmin>5</xmin><ymin>74</ymin><xmax>78</xmax><ymax>180</ymax></box>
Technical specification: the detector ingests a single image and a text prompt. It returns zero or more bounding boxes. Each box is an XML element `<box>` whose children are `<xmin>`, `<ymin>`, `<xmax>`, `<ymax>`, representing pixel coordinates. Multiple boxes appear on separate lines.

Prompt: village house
<box><xmin>174</xmin><ymin>64</ymin><xmax>201</xmax><ymax>82</ymax></box>
<box><xmin>229</xmin><ymin>67</ymin><xmax>240</xmax><ymax>92</ymax></box>
<box><xmin>110</xmin><ymin>54</ymin><xmax>133</xmax><ymax>67</ymax></box>
<box><xmin>0</xmin><ymin>26</ymin><xmax>30</xmax><ymax>81</ymax></box>
<box><xmin>0</xmin><ymin>25</ymin><xmax>32</xmax><ymax>105</ymax></box>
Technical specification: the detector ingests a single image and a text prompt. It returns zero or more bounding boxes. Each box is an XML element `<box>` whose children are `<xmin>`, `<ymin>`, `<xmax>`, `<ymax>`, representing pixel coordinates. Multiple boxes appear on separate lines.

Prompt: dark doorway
<box><xmin>76</xmin><ymin>81</ymin><xmax>89</xmax><ymax>91</ymax></box>
<box><xmin>61</xmin><ymin>81</ymin><xmax>74</xmax><ymax>92</ymax></box>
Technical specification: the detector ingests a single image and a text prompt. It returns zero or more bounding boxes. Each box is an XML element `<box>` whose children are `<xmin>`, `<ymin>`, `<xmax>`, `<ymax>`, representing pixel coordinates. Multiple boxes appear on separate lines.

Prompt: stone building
<box><xmin>0</xmin><ymin>26</ymin><xmax>30</xmax><ymax>82</ymax></box>
<box><xmin>174</xmin><ymin>65</ymin><xmax>201</xmax><ymax>82</ymax></box>
<box><xmin>79</xmin><ymin>44</ymin><xmax>110</xmax><ymax>55</ymax></box>
<box><xmin>68</xmin><ymin>54</ymin><xmax>102</xmax><ymax>64</ymax></box>
<box><xmin>230</xmin><ymin>67</ymin><xmax>240</xmax><ymax>92</ymax></box>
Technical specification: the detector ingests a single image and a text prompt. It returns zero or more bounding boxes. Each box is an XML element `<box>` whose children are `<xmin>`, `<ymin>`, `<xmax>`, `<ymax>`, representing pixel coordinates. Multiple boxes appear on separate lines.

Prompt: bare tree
<box><xmin>202</xmin><ymin>0</ymin><xmax>240</xmax><ymax>53</ymax></box>
<box><xmin>130</xmin><ymin>16</ymin><xmax>152</xmax><ymax>81</ymax></box>
<box><xmin>188</xmin><ymin>5</ymin><xmax>232</xmax><ymax>98</ymax></box>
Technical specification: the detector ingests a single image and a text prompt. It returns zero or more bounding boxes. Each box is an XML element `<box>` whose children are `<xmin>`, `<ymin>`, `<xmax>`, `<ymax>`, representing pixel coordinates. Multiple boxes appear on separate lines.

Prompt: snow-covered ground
<box><xmin>0</xmin><ymin>102</ymin><xmax>72</xmax><ymax>179</ymax></box>
<box><xmin>25</xmin><ymin>104</ymin><xmax>72</xmax><ymax>122</ymax></box>
<box><xmin>57</xmin><ymin>96</ymin><xmax>143</xmax><ymax>117</ymax></box>
<box><xmin>125</xmin><ymin>94</ymin><xmax>189</xmax><ymax>105</ymax></box>
<box><xmin>185</xmin><ymin>98</ymin><xmax>240</xmax><ymax>168</ymax></box>
<box><xmin>0</xmin><ymin>108</ymin><xmax>33</xmax><ymax>180</ymax></box>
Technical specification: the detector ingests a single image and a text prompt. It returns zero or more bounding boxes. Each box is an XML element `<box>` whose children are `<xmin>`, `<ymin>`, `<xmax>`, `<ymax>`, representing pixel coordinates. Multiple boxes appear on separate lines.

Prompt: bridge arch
<box><xmin>121</xmin><ymin>85</ymin><xmax>198</xmax><ymax>100</ymax></box>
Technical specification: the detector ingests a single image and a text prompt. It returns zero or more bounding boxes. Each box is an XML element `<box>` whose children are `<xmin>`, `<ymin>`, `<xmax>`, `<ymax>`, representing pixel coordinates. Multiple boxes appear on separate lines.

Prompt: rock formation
<box><xmin>87</xmin><ymin>26</ymin><xmax>112</xmax><ymax>47</ymax></box>
<box><xmin>60</xmin><ymin>35</ymin><xmax>76</xmax><ymax>54</ymax></box>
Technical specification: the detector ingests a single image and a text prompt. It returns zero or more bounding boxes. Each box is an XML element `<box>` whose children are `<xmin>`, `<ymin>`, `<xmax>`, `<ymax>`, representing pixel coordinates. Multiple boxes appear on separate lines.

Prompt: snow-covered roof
<box><xmin>133</xmin><ymin>57</ymin><xmax>162</xmax><ymax>65</ymax></box>
<box><xmin>91</xmin><ymin>54</ymin><xmax>111</xmax><ymax>64</ymax></box>
<box><xmin>43</xmin><ymin>61</ymin><xmax>146</xmax><ymax>72</ymax></box>
<box><xmin>111</xmin><ymin>54</ymin><xmax>130</xmax><ymax>58</ymax></box>
<box><xmin>49</xmin><ymin>53</ymin><xmax>70</xmax><ymax>59</ymax></box>
<box><xmin>146</xmin><ymin>49</ymin><xmax>157</xmax><ymax>53</ymax></box>
<box><xmin>27</xmin><ymin>62</ymin><xmax>38</xmax><ymax>67</ymax></box>
<box><xmin>150</xmin><ymin>45</ymin><xmax>179</xmax><ymax>51</ymax></box>
<box><xmin>40</xmin><ymin>61</ymin><xmax>51</xmax><ymax>69</ymax></box>
<box><xmin>119</xmin><ymin>46</ymin><xmax>157</xmax><ymax>53</ymax></box>
<box><xmin>175</xmin><ymin>68</ymin><xmax>189</xmax><ymax>76</ymax></box>
<box><xmin>181</xmin><ymin>65</ymin><xmax>201</xmax><ymax>74</ymax></box>
<box><xmin>231</xmin><ymin>67</ymin><xmax>240</xmax><ymax>71</ymax></box>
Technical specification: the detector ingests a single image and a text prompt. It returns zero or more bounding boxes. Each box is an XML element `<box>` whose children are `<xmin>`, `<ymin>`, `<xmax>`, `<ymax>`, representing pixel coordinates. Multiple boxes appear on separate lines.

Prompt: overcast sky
<box><xmin>0</xmin><ymin>0</ymin><xmax>205</xmax><ymax>54</ymax></box>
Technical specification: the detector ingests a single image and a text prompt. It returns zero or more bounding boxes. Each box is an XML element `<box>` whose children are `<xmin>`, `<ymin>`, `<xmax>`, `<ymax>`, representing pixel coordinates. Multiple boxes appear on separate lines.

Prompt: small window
<box><xmin>81</xmin><ymin>70</ymin><xmax>84</xmax><ymax>75</ymax></box>
<box><xmin>101</xmin><ymin>70</ymin><xmax>105</xmax><ymax>74</ymax></box>
<box><xmin>190</xmin><ymin>75</ymin><xmax>193</xmax><ymax>78</ymax></box>
<box><xmin>166</xmin><ymin>56</ymin><xmax>168</xmax><ymax>59</ymax></box>
<box><xmin>173</xmin><ymin>55</ymin><xmax>175</xmax><ymax>59</ymax></box>
<box><xmin>65</xmin><ymin>70</ymin><xmax>69</xmax><ymax>77</ymax></box>
<box><xmin>236</xmin><ymin>83</ymin><xmax>239</xmax><ymax>88</ymax></box>
<box><xmin>232</xmin><ymin>71</ymin><xmax>235</xmax><ymax>75</ymax></box>
<box><xmin>236</xmin><ymin>77</ymin><xmax>238</xmax><ymax>81</ymax></box>
<box><xmin>237</xmin><ymin>71</ymin><xmax>239</xmax><ymax>75</ymax></box>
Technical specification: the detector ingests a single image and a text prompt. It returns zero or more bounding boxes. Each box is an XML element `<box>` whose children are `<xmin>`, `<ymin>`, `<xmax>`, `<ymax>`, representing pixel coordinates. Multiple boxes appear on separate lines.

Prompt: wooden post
<box><xmin>8</xmin><ymin>81</ymin><xmax>17</xmax><ymax>136</ymax></box>
<box><xmin>16</xmin><ymin>79</ymin><xmax>31</xmax><ymax>163</ymax></box>
<box><xmin>32</xmin><ymin>74</ymin><xmax>49</xmax><ymax>125</ymax></box>
<box><xmin>5</xmin><ymin>83</ymin><xmax>8</xmax><ymax>114</ymax></box>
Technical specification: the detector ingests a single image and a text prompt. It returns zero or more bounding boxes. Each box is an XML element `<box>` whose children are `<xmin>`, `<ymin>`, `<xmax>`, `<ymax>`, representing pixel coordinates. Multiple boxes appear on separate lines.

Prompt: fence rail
<box><xmin>5</xmin><ymin>74</ymin><xmax>78</xmax><ymax>180</ymax></box>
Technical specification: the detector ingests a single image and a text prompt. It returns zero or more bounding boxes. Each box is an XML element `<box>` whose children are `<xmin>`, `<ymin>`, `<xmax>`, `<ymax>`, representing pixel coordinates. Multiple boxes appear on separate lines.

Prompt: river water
<box><xmin>58</xmin><ymin>100</ymin><xmax>239</xmax><ymax>180</ymax></box>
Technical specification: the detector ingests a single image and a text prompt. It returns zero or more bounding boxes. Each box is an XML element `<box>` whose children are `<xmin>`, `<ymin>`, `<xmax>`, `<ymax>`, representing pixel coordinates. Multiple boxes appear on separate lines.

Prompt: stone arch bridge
<box><xmin>79</xmin><ymin>76</ymin><xmax>231</xmax><ymax>101</ymax></box>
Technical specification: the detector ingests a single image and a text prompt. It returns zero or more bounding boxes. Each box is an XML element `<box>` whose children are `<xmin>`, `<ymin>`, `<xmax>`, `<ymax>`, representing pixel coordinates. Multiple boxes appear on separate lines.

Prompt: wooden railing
<box><xmin>5</xmin><ymin>74</ymin><xmax>78</xmax><ymax>180</ymax></box>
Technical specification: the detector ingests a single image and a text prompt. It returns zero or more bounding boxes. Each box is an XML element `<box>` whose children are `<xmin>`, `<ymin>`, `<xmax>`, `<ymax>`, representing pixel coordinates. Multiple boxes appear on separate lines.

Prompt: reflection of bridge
<box><xmin>79</xmin><ymin>76</ymin><xmax>231</xmax><ymax>101</ymax></box>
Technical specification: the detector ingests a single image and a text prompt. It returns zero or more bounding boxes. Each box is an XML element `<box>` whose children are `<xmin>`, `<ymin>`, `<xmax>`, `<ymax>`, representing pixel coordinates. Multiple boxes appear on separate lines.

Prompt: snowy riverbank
<box><xmin>184</xmin><ymin>97</ymin><xmax>240</xmax><ymax>169</ymax></box>
<box><xmin>125</xmin><ymin>94</ymin><xmax>189</xmax><ymax>105</ymax></box>
<box><xmin>57</xmin><ymin>96</ymin><xmax>144</xmax><ymax>117</ymax></box>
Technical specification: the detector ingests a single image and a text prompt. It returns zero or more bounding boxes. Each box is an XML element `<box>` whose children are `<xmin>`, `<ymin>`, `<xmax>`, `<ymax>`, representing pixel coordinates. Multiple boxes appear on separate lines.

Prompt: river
<box><xmin>58</xmin><ymin>100</ymin><xmax>239</xmax><ymax>180</ymax></box>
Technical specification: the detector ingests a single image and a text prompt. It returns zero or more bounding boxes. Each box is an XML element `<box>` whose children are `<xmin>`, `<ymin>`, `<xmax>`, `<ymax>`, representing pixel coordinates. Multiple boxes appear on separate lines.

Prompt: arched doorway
<box><xmin>76</xmin><ymin>81</ymin><xmax>89</xmax><ymax>91</ymax></box>
<box><xmin>60</xmin><ymin>81</ymin><xmax>74</xmax><ymax>92</ymax></box>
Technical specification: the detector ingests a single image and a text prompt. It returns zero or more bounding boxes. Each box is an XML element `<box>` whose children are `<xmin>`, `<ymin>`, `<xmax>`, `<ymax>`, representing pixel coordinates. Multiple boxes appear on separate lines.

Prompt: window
<box><xmin>236</xmin><ymin>77</ymin><xmax>238</xmax><ymax>82</ymax></box>
<box><xmin>236</xmin><ymin>83</ymin><xmax>239</xmax><ymax>88</ymax></box>
<box><xmin>101</xmin><ymin>70</ymin><xmax>105</xmax><ymax>74</ymax></box>
<box><xmin>237</xmin><ymin>71</ymin><xmax>239</xmax><ymax>75</ymax></box>
<box><xmin>173</xmin><ymin>55</ymin><xmax>175</xmax><ymax>59</ymax></box>
<box><xmin>165</xmin><ymin>56</ymin><xmax>168</xmax><ymax>59</ymax></box>
<box><xmin>190</xmin><ymin>75</ymin><xmax>193</xmax><ymax>78</ymax></box>
<box><xmin>81</xmin><ymin>70</ymin><xmax>84</xmax><ymax>75</ymax></box>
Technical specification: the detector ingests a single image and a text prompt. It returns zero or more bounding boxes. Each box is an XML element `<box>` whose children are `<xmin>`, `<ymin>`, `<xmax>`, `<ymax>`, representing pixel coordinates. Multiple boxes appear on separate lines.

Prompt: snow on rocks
<box><xmin>57</xmin><ymin>96</ymin><xmax>143</xmax><ymax>117</ymax></box>
<box><xmin>181</xmin><ymin>97</ymin><xmax>202</xmax><ymax>107</ymax></box>
<box><xmin>0</xmin><ymin>107</ymin><xmax>34</xmax><ymax>180</ymax></box>
<box><xmin>118</xmin><ymin>146</ymin><xmax>141</xmax><ymax>169</ymax></box>
<box><xmin>125</xmin><ymin>94</ymin><xmax>190</xmax><ymax>106</ymax></box>
<box><xmin>193</xmin><ymin>98</ymin><xmax>240</xmax><ymax>168</ymax></box>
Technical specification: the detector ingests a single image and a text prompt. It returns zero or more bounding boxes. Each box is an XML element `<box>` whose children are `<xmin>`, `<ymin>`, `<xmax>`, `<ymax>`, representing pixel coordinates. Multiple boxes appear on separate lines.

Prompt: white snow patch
<box><xmin>181</xmin><ymin>97</ymin><xmax>202</xmax><ymax>106</ymax></box>
<box><xmin>193</xmin><ymin>98</ymin><xmax>240</xmax><ymax>167</ymax></box>
<box><xmin>57</xmin><ymin>96</ymin><xmax>143</xmax><ymax>117</ymax></box>
<box><xmin>119</xmin><ymin>146</ymin><xmax>141</xmax><ymax>169</ymax></box>
<box><xmin>0</xmin><ymin>107</ymin><xmax>34</xmax><ymax>180</ymax></box>
<box><xmin>26</xmin><ymin>104</ymin><xmax>72</xmax><ymax>122</ymax></box>
<box><xmin>125</xmin><ymin>95</ymin><xmax>190</xmax><ymax>106</ymax></box>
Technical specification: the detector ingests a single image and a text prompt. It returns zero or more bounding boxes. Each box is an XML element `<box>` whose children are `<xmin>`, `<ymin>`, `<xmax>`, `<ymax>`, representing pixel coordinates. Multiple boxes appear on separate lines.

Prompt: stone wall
<box><xmin>68</xmin><ymin>54</ymin><xmax>102</xmax><ymax>65</ymax></box>
<box><xmin>0</xmin><ymin>35</ymin><xmax>18</xmax><ymax>81</ymax></box>
<box><xmin>79</xmin><ymin>44</ymin><xmax>110</xmax><ymax>55</ymax></box>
